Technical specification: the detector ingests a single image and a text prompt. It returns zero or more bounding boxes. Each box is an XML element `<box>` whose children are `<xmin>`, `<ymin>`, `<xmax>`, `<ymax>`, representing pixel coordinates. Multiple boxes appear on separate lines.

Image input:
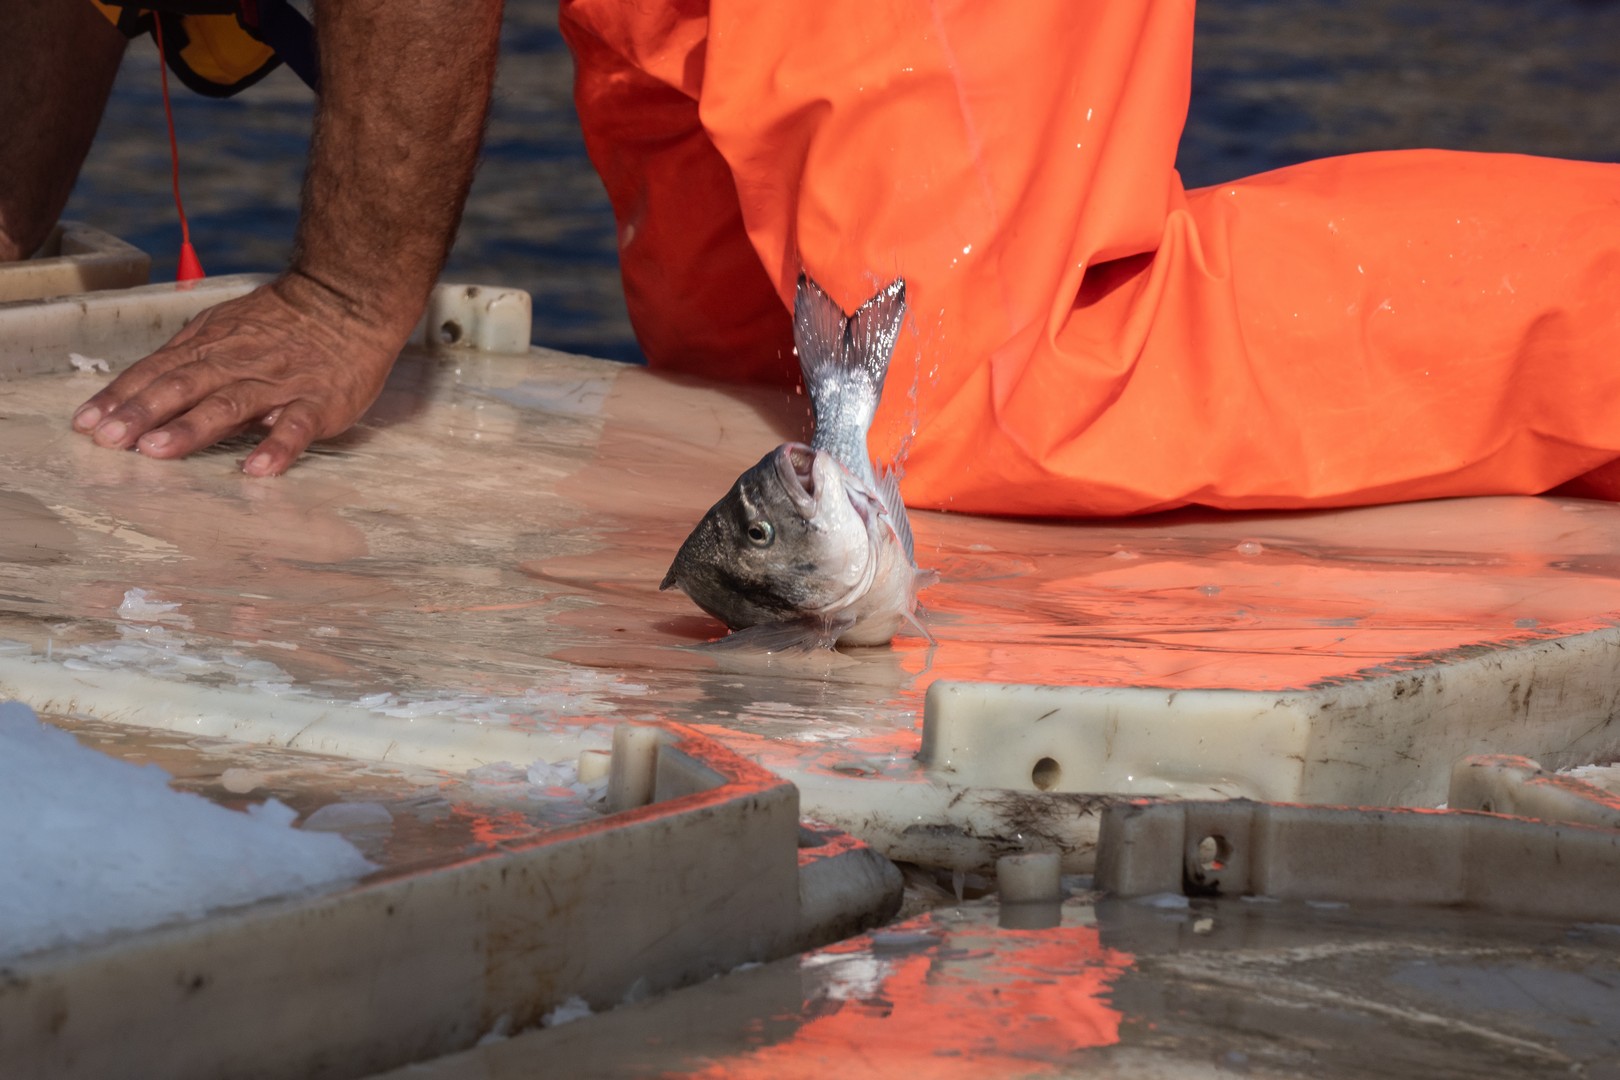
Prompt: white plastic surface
<box><xmin>1095</xmin><ymin>798</ymin><xmax>1620</xmax><ymax>922</ymax></box>
<box><xmin>1</xmin><ymin>722</ymin><xmax>900</xmax><ymax>1080</ymax></box>
<box><xmin>419</xmin><ymin>283</ymin><xmax>533</xmax><ymax>353</ymax></box>
<box><xmin>0</xmin><ymin>274</ymin><xmax>531</xmax><ymax>380</ymax></box>
<box><xmin>7</xmin><ymin>281</ymin><xmax>1620</xmax><ymax>877</ymax></box>
<box><xmin>996</xmin><ymin>852</ymin><xmax>1062</xmax><ymax>903</ymax></box>
<box><xmin>0</xmin><ymin>222</ymin><xmax>150</xmax><ymax>304</ymax></box>
<box><xmin>0</xmin><ymin>274</ymin><xmax>263</xmax><ymax>378</ymax></box>
<box><xmin>1448</xmin><ymin>754</ymin><xmax>1620</xmax><ymax>830</ymax></box>
<box><xmin>922</xmin><ymin>640</ymin><xmax>1620</xmax><ymax>808</ymax></box>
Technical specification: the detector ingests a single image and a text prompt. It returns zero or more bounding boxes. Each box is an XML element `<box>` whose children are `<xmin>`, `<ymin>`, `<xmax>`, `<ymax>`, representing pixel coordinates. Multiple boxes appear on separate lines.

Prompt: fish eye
<box><xmin>746</xmin><ymin>520</ymin><xmax>774</xmax><ymax>547</ymax></box>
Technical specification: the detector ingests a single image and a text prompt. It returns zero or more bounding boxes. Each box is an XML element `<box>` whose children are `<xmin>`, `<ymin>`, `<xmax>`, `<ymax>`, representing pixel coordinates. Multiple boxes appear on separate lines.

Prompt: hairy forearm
<box><xmin>285</xmin><ymin>0</ymin><xmax>504</xmax><ymax>337</ymax></box>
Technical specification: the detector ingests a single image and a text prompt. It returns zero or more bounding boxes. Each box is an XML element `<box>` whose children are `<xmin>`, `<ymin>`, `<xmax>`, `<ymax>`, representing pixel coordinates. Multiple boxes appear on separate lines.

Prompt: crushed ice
<box><xmin>117</xmin><ymin>587</ymin><xmax>192</xmax><ymax>627</ymax></box>
<box><xmin>466</xmin><ymin>757</ymin><xmax>606</xmax><ymax>803</ymax></box>
<box><xmin>542</xmin><ymin>994</ymin><xmax>594</xmax><ymax>1027</ymax></box>
<box><xmin>0</xmin><ymin>701</ymin><xmax>374</xmax><ymax>962</ymax></box>
<box><xmin>68</xmin><ymin>352</ymin><xmax>111</xmax><ymax>374</ymax></box>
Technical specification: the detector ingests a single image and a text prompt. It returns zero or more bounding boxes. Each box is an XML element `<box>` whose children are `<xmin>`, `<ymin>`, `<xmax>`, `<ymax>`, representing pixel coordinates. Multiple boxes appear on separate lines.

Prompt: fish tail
<box><xmin>794</xmin><ymin>273</ymin><xmax>907</xmax><ymax>457</ymax></box>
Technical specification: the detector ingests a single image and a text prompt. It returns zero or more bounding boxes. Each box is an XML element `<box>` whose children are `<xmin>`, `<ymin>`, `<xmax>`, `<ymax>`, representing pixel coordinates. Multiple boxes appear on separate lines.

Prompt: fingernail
<box><xmin>73</xmin><ymin>406</ymin><xmax>102</xmax><ymax>431</ymax></box>
<box><xmin>243</xmin><ymin>453</ymin><xmax>273</xmax><ymax>476</ymax></box>
<box><xmin>96</xmin><ymin>420</ymin><xmax>128</xmax><ymax>444</ymax></box>
<box><xmin>139</xmin><ymin>431</ymin><xmax>172</xmax><ymax>453</ymax></box>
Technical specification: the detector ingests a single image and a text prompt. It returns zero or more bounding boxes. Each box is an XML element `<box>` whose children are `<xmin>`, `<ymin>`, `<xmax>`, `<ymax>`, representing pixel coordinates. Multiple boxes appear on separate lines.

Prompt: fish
<box><xmin>660</xmin><ymin>273</ymin><xmax>934</xmax><ymax>651</ymax></box>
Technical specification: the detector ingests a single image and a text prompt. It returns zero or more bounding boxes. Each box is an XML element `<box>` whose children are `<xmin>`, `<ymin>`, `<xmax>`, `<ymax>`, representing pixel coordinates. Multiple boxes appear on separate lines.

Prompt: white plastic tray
<box><xmin>0</xmin><ymin>221</ymin><xmax>150</xmax><ymax>304</ymax></box>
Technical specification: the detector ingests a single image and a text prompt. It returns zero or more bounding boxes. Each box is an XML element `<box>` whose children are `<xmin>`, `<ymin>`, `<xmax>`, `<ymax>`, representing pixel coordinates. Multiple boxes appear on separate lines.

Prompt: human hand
<box><xmin>70</xmin><ymin>273</ymin><xmax>408</xmax><ymax>476</ymax></box>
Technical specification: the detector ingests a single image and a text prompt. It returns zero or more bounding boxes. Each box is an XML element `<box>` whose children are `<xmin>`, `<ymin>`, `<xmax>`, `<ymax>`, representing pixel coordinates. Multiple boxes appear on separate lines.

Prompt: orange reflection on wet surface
<box><xmin>679</xmin><ymin>919</ymin><xmax>1131</xmax><ymax>1080</ymax></box>
<box><xmin>8</xmin><ymin>352</ymin><xmax>1620</xmax><ymax>794</ymax></box>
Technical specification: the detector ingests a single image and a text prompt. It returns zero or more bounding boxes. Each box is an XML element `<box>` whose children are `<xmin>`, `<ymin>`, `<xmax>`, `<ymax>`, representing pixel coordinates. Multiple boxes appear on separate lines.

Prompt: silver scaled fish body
<box><xmin>660</xmin><ymin>273</ymin><xmax>933</xmax><ymax>650</ymax></box>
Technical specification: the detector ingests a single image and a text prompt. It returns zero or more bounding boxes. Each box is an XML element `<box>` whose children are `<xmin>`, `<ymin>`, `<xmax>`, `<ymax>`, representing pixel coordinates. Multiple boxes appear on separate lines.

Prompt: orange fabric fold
<box><xmin>562</xmin><ymin>0</ymin><xmax>1620</xmax><ymax>516</ymax></box>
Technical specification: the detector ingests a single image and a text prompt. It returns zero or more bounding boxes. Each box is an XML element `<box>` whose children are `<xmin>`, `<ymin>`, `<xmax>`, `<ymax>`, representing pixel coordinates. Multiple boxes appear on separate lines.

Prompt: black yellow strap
<box><xmin>91</xmin><ymin>1</ymin><xmax>317</xmax><ymax>97</ymax></box>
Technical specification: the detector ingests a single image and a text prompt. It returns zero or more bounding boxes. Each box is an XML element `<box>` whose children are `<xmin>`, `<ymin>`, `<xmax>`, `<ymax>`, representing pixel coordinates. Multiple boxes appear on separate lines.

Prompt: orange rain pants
<box><xmin>560</xmin><ymin>1</ymin><xmax>1620</xmax><ymax>517</ymax></box>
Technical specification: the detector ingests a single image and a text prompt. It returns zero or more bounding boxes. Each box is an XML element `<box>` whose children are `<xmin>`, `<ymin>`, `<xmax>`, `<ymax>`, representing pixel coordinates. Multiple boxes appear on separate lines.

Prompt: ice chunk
<box><xmin>542</xmin><ymin>994</ymin><xmax>593</xmax><ymax>1027</ymax></box>
<box><xmin>68</xmin><ymin>352</ymin><xmax>111</xmax><ymax>374</ymax></box>
<box><xmin>378</xmin><ymin>698</ymin><xmax>467</xmax><ymax>719</ymax></box>
<box><xmin>0</xmin><ymin>701</ymin><xmax>374</xmax><ymax>962</ymax></box>
<box><xmin>302</xmin><ymin>801</ymin><xmax>394</xmax><ymax>832</ymax></box>
<box><xmin>220</xmin><ymin>768</ymin><xmax>269</xmax><ymax>794</ymax></box>
<box><xmin>525</xmin><ymin>758</ymin><xmax>580</xmax><ymax>789</ymax></box>
<box><xmin>476</xmin><ymin>1014</ymin><xmax>513</xmax><ymax>1046</ymax></box>
<box><xmin>801</xmin><ymin>954</ymin><xmax>893</xmax><ymax>1002</ymax></box>
<box><xmin>466</xmin><ymin>759</ymin><xmax>605</xmax><ymax>806</ymax></box>
<box><xmin>116</xmin><ymin>587</ymin><xmax>191</xmax><ymax>626</ymax></box>
<box><xmin>467</xmin><ymin>761</ymin><xmax>529</xmax><ymax>785</ymax></box>
<box><xmin>245</xmin><ymin>798</ymin><xmax>300</xmax><ymax>828</ymax></box>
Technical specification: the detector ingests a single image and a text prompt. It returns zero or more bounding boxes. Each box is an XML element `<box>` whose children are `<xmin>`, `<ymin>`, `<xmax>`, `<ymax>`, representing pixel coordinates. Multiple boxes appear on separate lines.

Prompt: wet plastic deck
<box><xmin>5</xmin><ymin>714</ymin><xmax>903</xmax><ymax>1080</ymax></box>
<box><xmin>383</xmin><ymin>894</ymin><xmax>1620</xmax><ymax>1080</ymax></box>
<box><xmin>4</xmin><ymin>338</ymin><xmax>1620</xmax><ymax>865</ymax></box>
<box><xmin>7</xmin><ymin>315</ymin><xmax>1620</xmax><ymax>1076</ymax></box>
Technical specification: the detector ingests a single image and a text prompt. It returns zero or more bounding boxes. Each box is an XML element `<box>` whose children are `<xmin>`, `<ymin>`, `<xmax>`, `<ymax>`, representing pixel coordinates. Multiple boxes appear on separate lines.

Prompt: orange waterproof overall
<box><xmin>560</xmin><ymin>1</ymin><xmax>1620</xmax><ymax>517</ymax></box>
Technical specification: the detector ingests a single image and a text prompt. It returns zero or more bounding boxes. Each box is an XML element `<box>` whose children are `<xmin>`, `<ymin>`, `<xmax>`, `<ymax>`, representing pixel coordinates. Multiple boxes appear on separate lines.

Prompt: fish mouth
<box><xmin>775</xmin><ymin>443</ymin><xmax>819</xmax><ymax>516</ymax></box>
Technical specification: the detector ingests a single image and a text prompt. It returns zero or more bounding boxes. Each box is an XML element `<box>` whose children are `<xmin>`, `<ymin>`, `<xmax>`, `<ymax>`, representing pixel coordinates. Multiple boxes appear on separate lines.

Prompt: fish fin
<box><xmin>905</xmin><ymin>569</ymin><xmax>940</xmax><ymax>642</ymax></box>
<box><xmin>793</xmin><ymin>273</ymin><xmax>907</xmax><ymax>418</ymax></box>
<box><xmin>702</xmin><ymin>615</ymin><xmax>851</xmax><ymax>654</ymax></box>
<box><xmin>874</xmin><ymin>465</ymin><xmax>916</xmax><ymax>563</ymax></box>
<box><xmin>659</xmin><ymin>567</ymin><xmax>680</xmax><ymax>591</ymax></box>
<box><xmin>902</xmin><ymin>607</ymin><xmax>936</xmax><ymax>645</ymax></box>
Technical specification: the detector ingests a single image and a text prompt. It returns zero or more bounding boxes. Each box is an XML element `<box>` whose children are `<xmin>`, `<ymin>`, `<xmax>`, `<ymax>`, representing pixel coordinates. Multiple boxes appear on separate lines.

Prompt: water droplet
<box><xmin>1236</xmin><ymin>541</ymin><xmax>1263</xmax><ymax>556</ymax></box>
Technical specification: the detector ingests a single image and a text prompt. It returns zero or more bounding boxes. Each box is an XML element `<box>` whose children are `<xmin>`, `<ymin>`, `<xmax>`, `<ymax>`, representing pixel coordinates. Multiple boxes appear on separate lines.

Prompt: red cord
<box><xmin>151</xmin><ymin>16</ymin><xmax>205</xmax><ymax>281</ymax></box>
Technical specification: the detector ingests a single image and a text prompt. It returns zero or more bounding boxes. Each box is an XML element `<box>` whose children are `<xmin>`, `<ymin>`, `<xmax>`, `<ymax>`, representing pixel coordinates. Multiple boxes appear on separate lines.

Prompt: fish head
<box><xmin>661</xmin><ymin>443</ymin><xmax>878</xmax><ymax>630</ymax></box>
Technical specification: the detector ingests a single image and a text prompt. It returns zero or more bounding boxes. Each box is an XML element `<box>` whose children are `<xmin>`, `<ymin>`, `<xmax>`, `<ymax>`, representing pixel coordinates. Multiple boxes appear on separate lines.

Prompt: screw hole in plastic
<box><xmin>1197</xmin><ymin>834</ymin><xmax>1232</xmax><ymax>872</ymax></box>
